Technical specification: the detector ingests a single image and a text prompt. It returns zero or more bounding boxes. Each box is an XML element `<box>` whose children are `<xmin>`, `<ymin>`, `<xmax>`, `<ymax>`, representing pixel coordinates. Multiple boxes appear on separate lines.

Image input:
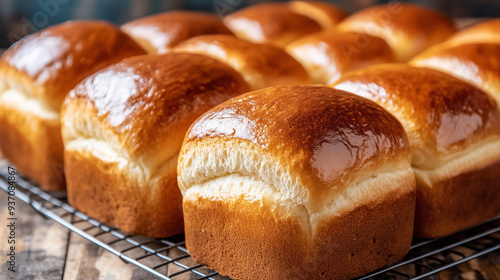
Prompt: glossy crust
<box><xmin>173</xmin><ymin>34</ymin><xmax>311</xmax><ymax>90</ymax></box>
<box><xmin>334</xmin><ymin>64</ymin><xmax>500</xmax><ymax>237</ymax></box>
<box><xmin>338</xmin><ymin>3</ymin><xmax>456</xmax><ymax>62</ymax></box>
<box><xmin>224</xmin><ymin>2</ymin><xmax>346</xmax><ymax>47</ymax></box>
<box><xmin>442</xmin><ymin>19</ymin><xmax>500</xmax><ymax>47</ymax></box>
<box><xmin>121</xmin><ymin>11</ymin><xmax>232</xmax><ymax>54</ymax></box>
<box><xmin>286</xmin><ymin>31</ymin><xmax>395</xmax><ymax>84</ymax></box>
<box><xmin>0</xmin><ymin>20</ymin><xmax>145</xmax><ymax>190</ymax></box>
<box><xmin>62</xmin><ymin>53</ymin><xmax>250</xmax><ymax>237</ymax></box>
<box><xmin>178</xmin><ymin>85</ymin><xmax>416</xmax><ymax>279</ymax></box>
<box><xmin>410</xmin><ymin>43</ymin><xmax>500</xmax><ymax>107</ymax></box>
<box><xmin>288</xmin><ymin>1</ymin><xmax>348</xmax><ymax>29</ymax></box>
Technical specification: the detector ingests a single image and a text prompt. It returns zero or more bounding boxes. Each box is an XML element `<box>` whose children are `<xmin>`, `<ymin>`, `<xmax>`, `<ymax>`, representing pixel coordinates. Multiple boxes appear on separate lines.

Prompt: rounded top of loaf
<box><xmin>173</xmin><ymin>34</ymin><xmax>311</xmax><ymax>90</ymax></box>
<box><xmin>179</xmin><ymin>85</ymin><xmax>411</xmax><ymax>208</ymax></box>
<box><xmin>121</xmin><ymin>11</ymin><xmax>232</xmax><ymax>54</ymax></box>
<box><xmin>410</xmin><ymin>43</ymin><xmax>500</xmax><ymax>106</ymax></box>
<box><xmin>0</xmin><ymin>20</ymin><xmax>146</xmax><ymax>111</ymax></box>
<box><xmin>338</xmin><ymin>3</ymin><xmax>456</xmax><ymax>62</ymax></box>
<box><xmin>443</xmin><ymin>19</ymin><xmax>500</xmax><ymax>47</ymax></box>
<box><xmin>62</xmin><ymin>53</ymin><xmax>250</xmax><ymax>176</ymax></box>
<box><xmin>333</xmin><ymin>64</ymin><xmax>500</xmax><ymax>168</ymax></box>
<box><xmin>286</xmin><ymin>31</ymin><xmax>395</xmax><ymax>84</ymax></box>
<box><xmin>224</xmin><ymin>2</ymin><xmax>346</xmax><ymax>47</ymax></box>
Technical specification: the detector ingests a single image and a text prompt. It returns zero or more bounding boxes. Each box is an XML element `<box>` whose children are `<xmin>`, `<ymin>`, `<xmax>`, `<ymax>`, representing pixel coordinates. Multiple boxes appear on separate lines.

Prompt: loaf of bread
<box><xmin>333</xmin><ymin>64</ymin><xmax>500</xmax><ymax>238</ymax></box>
<box><xmin>177</xmin><ymin>85</ymin><xmax>416</xmax><ymax>279</ymax></box>
<box><xmin>338</xmin><ymin>3</ymin><xmax>456</xmax><ymax>62</ymax></box>
<box><xmin>286</xmin><ymin>31</ymin><xmax>395</xmax><ymax>84</ymax></box>
<box><xmin>436</xmin><ymin>19</ymin><xmax>500</xmax><ymax>48</ymax></box>
<box><xmin>224</xmin><ymin>1</ymin><xmax>346</xmax><ymax>47</ymax></box>
<box><xmin>0</xmin><ymin>21</ymin><xmax>146</xmax><ymax>190</ymax></box>
<box><xmin>61</xmin><ymin>53</ymin><xmax>250</xmax><ymax>237</ymax></box>
<box><xmin>173</xmin><ymin>34</ymin><xmax>311</xmax><ymax>89</ymax></box>
<box><xmin>410</xmin><ymin>22</ymin><xmax>500</xmax><ymax>108</ymax></box>
<box><xmin>121</xmin><ymin>11</ymin><xmax>232</xmax><ymax>54</ymax></box>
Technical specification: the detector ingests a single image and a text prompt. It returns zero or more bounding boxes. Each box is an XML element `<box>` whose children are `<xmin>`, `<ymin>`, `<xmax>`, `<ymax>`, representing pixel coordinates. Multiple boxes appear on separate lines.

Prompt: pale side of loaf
<box><xmin>334</xmin><ymin>64</ymin><xmax>500</xmax><ymax>238</ymax></box>
<box><xmin>0</xmin><ymin>20</ymin><xmax>146</xmax><ymax>190</ymax></box>
<box><xmin>61</xmin><ymin>53</ymin><xmax>250</xmax><ymax>237</ymax></box>
<box><xmin>178</xmin><ymin>85</ymin><xmax>416</xmax><ymax>279</ymax></box>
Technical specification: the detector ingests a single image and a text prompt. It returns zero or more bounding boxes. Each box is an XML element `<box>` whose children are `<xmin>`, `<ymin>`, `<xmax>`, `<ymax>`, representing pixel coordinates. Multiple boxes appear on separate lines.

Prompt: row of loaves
<box><xmin>0</xmin><ymin>2</ymin><xmax>499</xmax><ymax>279</ymax></box>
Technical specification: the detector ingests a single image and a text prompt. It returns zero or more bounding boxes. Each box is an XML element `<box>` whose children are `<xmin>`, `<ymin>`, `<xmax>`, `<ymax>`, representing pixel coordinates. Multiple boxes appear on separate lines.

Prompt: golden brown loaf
<box><xmin>178</xmin><ymin>85</ymin><xmax>416</xmax><ymax>279</ymax></box>
<box><xmin>61</xmin><ymin>53</ymin><xmax>250</xmax><ymax>237</ymax></box>
<box><xmin>440</xmin><ymin>19</ymin><xmax>500</xmax><ymax>47</ymax></box>
<box><xmin>121</xmin><ymin>11</ymin><xmax>232</xmax><ymax>54</ymax></box>
<box><xmin>286</xmin><ymin>31</ymin><xmax>395</xmax><ymax>84</ymax></box>
<box><xmin>338</xmin><ymin>3</ymin><xmax>456</xmax><ymax>62</ymax></box>
<box><xmin>0</xmin><ymin>20</ymin><xmax>146</xmax><ymax>190</ymax></box>
<box><xmin>410</xmin><ymin>44</ymin><xmax>500</xmax><ymax>108</ymax></box>
<box><xmin>224</xmin><ymin>1</ymin><xmax>346</xmax><ymax>47</ymax></box>
<box><xmin>173</xmin><ymin>34</ymin><xmax>311</xmax><ymax>90</ymax></box>
<box><xmin>334</xmin><ymin>64</ymin><xmax>500</xmax><ymax>238</ymax></box>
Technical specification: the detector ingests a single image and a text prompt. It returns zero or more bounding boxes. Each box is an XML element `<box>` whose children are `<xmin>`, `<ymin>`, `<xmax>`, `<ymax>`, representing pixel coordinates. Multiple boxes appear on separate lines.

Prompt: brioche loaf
<box><xmin>173</xmin><ymin>34</ymin><xmax>311</xmax><ymax>90</ymax></box>
<box><xmin>224</xmin><ymin>1</ymin><xmax>346</xmax><ymax>47</ymax></box>
<box><xmin>438</xmin><ymin>19</ymin><xmax>500</xmax><ymax>48</ymax></box>
<box><xmin>61</xmin><ymin>53</ymin><xmax>250</xmax><ymax>237</ymax></box>
<box><xmin>286</xmin><ymin>31</ymin><xmax>395</xmax><ymax>84</ymax></box>
<box><xmin>334</xmin><ymin>64</ymin><xmax>500</xmax><ymax>238</ymax></box>
<box><xmin>121</xmin><ymin>11</ymin><xmax>232</xmax><ymax>54</ymax></box>
<box><xmin>411</xmin><ymin>44</ymin><xmax>500</xmax><ymax>108</ymax></box>
<box><xmin>338</xmin><ymin>3</ymin><xmax>456</xmax><ymax>62</ymax></box>
<box><xmin>178</xmin><ymin>85</ymin><xmax>416</xmax><ymax>279</ymax></box>
<box><xmin>0</xmin><ymin>20</ymin><xmax>146</xmax><ymax>190</ymax></box>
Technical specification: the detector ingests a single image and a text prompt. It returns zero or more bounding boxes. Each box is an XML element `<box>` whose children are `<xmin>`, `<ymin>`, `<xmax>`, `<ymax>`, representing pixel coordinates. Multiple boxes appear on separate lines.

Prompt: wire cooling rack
<box><xmin>0</xmin><ymin>161</ymin><xmax>499</xmax><ymax>280</ymax></box>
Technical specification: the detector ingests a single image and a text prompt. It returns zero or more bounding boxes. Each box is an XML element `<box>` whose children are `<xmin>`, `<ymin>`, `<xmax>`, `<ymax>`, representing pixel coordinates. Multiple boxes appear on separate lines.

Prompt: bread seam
<box><xmin>0</xmin><ymin>82</ymin><xmax>59</xmax><ymax>120</ymax></box>
<box><xmin>65</xmin><ymin>138</ymin><xmax>179</xmax><ymax>184</ymax></box>
<box><xmin>412</xmin><ymin>136</ymin><xmax>500</xmax><ymax>187</ymax></box>
<box><xmin>184</xmin><ymin>167</ymin><xmax>414</xmax><ymax>237</ymax></box>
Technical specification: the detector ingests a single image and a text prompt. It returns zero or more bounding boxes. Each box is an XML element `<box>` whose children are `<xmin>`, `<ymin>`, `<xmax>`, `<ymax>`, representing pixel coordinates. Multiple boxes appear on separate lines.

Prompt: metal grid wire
<box><xmin>0</xmin><ymin>162</ymin><xmax>499</xmax><ymax>280</ymax></box>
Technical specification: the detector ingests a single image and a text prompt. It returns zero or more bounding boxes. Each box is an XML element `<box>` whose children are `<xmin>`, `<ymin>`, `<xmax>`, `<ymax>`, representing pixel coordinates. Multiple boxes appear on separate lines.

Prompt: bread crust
<box><xmin>442</xmin><ymin>19</ymin><xmax>500</xmax><ymax>47</ymax></box>
<box><xmin>334</xmin><ymin>64</ymin><xmax>500</xmax><ymax>169</ymax></box>
<box><xmin>0</xmin><ymin>106</ymin><xmax>64</xmax><ymax>190</ymax></box>
<box><xmin>65</xmin><ymin>149</ymin><xmax>183</xmax><ymax>237</ymax></box>
<box><xmin>178</xmin><ymin>85</ymin><xmax>415</xmax><ymax>279</ymax></box>
<box><xmin>286</xmin><ymin>31</ymin><xmax>395</xmax><ymax>84</ymax></box>
<box><xmin>0</xmin><ymin>20</ymin><xmax>146</xmax><ymax>111</ymax></box>
<box><xmin>224</xmin><ymin>2</ymin><xmax>345</xmax><ymax>47</ymax></box>
<box><xmin>334</xmin><ymin>64</ymin><xmax>500</xmax><ymax>237</ymax></box>
<box><xmin>414</xmin><ymin>159</ymin><xmax>500</xmax><ymax>238</ymax></box>
<box><xmin>62</xmin><ymin>53</ymin><xmax>250</xmax><ymax>236</ymax></box>
<box><xmin>410</xmin><ymin>43</ymin><xmax>500</xmax><ymax>107</ymax></box>
<box><xmin>184</xmin><ymin>86</ymin><xmax>411</xmax><ymax>203</ymax></box>
<box><xmin>183</xmin><ymin>182</ymin><xmax>415</xmax><ymax>280</ymax></box>
<box><xmin>121</xmin><ymin>11</ymin><xmax>232</xmax><ymax>54</ymax></box>
<box><xmin>338</xmin><ymin>3</ymin><xmax>455</xmax><ymax>61</ymax></box>
<box><xmin>174</xmin><ymin>34</ymin><xmax>311</xmax><ymax>90</ymax></box>
<box><xmin>0</xmin><ymin>20</ymin><xmax>144</xmax><ymax>190</ymax></box>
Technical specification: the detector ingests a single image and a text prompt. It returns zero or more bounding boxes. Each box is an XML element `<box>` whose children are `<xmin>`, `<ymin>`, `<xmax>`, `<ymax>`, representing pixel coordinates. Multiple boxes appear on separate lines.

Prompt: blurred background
<box><xmin>1</xmin><ymin>0</ymin><xmax>499</xmax><ymax>49</ymax></box>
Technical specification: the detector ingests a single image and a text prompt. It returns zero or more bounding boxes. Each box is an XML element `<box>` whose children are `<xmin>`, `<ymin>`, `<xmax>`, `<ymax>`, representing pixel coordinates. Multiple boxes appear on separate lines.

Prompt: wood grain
<box><xmin>62</xmin><ymin>232</ymin><xmax>156</xmax><ymax>280</ymax></box>
<box><xmin>0</xmin><ymin>190</ymin><xmax>68</xmax><ymax>280</ymax></box>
